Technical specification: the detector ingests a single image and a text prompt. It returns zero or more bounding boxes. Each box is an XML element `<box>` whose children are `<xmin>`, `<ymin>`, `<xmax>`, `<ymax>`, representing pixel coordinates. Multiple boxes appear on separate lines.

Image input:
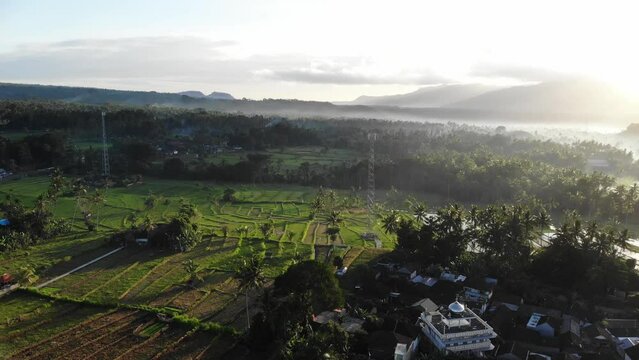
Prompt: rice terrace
<box><xmin>5</xmin><ymin>2</ymin><xmax>639</xmax><ymax>358</ymax></box>
<box><xmin>0</xmin><ymin>177</ymin><xmax>391</xmax><ymax>359</ymax></box>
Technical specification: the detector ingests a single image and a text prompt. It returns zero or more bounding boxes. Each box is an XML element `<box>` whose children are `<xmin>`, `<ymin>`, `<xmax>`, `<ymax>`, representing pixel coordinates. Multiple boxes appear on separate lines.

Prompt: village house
<box><xmin>526</xmin><ymin>313</ymin><xmax>561</xmax><ymax>338</ymax></box>
<box><xmin>491</xmin><ymin>292</ymin><xmax>524</xmax><ymax>312</ymax></box>
<box><xmin>461</xmin><ymin>277</ymin><xmax>497</xmax><ymax>314</ymax></box>
<box><xmin>418</xmin><ymin>300</ymin><xmax>497</xmax><ymax>356</ymax></box>
<box><xmin>600</xmin><ymin>318</ymin><xmax>639</xmax><ymax>359</ymax></box>
<box><xmin>312</xmin><ymin>308</ymin><xmax>365</xmax><ymax>334</ymax></box>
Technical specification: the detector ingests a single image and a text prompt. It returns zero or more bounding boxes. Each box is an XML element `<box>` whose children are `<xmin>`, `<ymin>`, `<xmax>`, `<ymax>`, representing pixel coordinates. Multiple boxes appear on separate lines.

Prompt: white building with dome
<box><xmin>418</xmin><ymin>300</ymin><xmax>497</xmax><ymax>356</ymax></box>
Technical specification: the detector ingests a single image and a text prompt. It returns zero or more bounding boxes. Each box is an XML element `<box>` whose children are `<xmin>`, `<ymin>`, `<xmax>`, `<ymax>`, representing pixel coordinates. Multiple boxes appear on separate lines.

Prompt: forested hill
<box><xmin>0</xmin><ymin>82</ymin><xmax>636</xmax><ymax>126</ymax></box>
<box><xmin>0</xmin><ymin>82</ymin><xmax>372</xmax><ymax>117</ymax></box>
<box><xmin>0</xmin><ymin>82</ymin><xmax>216</xmax><ymax>107</ymax></box>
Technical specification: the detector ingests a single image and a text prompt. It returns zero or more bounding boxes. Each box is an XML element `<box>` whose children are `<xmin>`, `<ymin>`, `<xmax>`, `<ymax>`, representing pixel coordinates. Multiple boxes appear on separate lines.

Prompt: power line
<box><xmin>367</xmin><ymin>132</ymin><xmax>376</xmax><ymax>231</ymax></box>
<box><xmin>101</xmin><ymin>111</ymin><xmax>110</xmax><ymax>178</ymax></box>
<box><xmin>366</xmin><ymin>132</ymin><xmax>381</xmax><ymax>248</ymax></box>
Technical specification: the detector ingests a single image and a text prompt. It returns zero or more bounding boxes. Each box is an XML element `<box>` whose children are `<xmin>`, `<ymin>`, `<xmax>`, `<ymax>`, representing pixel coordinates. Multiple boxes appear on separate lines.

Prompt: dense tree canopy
<box><xmin>273</xmin><ymin>260</ymin><xmax>344</xmax><ymax>313</ymax></box>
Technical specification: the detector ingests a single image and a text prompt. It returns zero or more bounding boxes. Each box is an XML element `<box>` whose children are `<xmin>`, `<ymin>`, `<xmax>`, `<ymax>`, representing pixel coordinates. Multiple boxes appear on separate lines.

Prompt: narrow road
<box><xmin>36</xmin><ymin>246</ymin><xmax>125</xmax><ymax>289</ymax></box>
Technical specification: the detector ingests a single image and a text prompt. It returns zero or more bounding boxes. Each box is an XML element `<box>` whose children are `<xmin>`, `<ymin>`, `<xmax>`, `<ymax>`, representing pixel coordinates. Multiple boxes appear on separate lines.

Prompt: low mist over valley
<box><xmin>3</xmin><ymin>1</ymin><xmax>639</xmax><ymax>360</ymax></box>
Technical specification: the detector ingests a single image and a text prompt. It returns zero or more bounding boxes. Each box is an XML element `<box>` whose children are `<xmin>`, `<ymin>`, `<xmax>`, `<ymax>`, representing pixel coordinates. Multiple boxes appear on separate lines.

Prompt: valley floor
<box><xmin>0</xmin><ymin>177</ymin><xmax>391</xmax><ymax>358</ymax></box>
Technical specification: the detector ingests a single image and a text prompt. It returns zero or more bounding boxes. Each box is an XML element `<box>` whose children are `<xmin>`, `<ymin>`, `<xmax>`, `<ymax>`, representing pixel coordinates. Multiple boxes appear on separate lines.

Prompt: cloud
<box><xmin>0</xmin><ymin>36</ymin><xmax>449</xmax><ymax>100</ymax></box>
<box><xmin>0</xmin><ymin>36</ymin><xmax>247</xmax><ymax>84</ymax></box>
<box><xmin>0</xmin><ymin>37</ymin><xmax>449</xmax><ymax>89</ymax></box>
<box><xmin>259</xmin><ymin>61</ymin><xmax>449</xmax><ymax>85</ymax></box>
<box><xmin>470</xmin><ymin>62</ymin><xmax>566</xmax><ymax>82</ymax></box>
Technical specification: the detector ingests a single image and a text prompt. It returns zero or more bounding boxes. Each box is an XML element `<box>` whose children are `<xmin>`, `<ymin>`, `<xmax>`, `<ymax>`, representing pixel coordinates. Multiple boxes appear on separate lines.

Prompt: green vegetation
<box><xmin>0</xmin><ymin>292</ymin><xmax>104</xmax><ymax>356</ymax></box>
<box><xmin>0</xmin><ymin>176</ymin><xmax>387</xmax><ymax>357</ymax></box>
<box><xmin>3</xmin><ymin>100</ymin><xmax>639</xmax><ymax>228</ymax></box>
<box><xmin>389</xmin><ymin>203</ymin><xmax>639</xmax><ymax>300</ymax></box>
<box><xmin>2</xmin><ymin>100</ymin><xmax>639</xmax><ymax>358</ymax></box>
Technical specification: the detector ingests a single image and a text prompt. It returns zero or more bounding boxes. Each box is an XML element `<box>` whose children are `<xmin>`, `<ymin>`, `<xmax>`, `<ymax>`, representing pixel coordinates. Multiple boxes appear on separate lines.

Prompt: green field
<box><xmin>188</xmin><ymin>146</ymin><xmax>363</xmax><ymax>170</ymax></box>
<box><xmin>0</xmin><ymin>176</ymin><xmax>393</xmax><ymax>357</ymax></box>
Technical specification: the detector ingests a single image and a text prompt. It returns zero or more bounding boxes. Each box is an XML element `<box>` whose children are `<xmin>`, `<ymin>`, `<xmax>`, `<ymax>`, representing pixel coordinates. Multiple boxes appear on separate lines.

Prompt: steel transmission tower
<box><xmin>366</xmin><ymin>133</ymin><xmax>381</xmax><ymax>248</ymax></box>
<box><xmin>101</xmin><ymin>111</ymin><xmax>110</xmax><ymax>177</ymax></box>
<box><xmin>367</xmin><ymin>133</ymin><xmax>376</xmax><ymax>231</ymax></box>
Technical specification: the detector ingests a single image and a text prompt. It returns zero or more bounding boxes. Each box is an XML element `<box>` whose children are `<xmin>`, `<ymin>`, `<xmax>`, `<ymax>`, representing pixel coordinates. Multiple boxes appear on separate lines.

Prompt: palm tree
<box><xmin>326</xmin><ymin>226</ymin><xmax>341</xmax><ymax>244</ymax></box>
<box><xmin>326</xmin><ymin>210</ymin><xmax>343</xmax><ymax>227</ymax></box>
<box><xmin>552</xmin><ymin>223</ymin><xmax>575</xmax><ymax>247</ymax></box>
<box><xmin>236</xmin><ymin>225</ymin><xmax>251</xmax><ymax>239</ymax></box>
<box><xmin>139</xmin><ymin>215</ymin><xmax>156</xmax><ymax>234</ymax></box>
<box><xmin>617</xmin><ymin>228</ymin><xmax>630</xmax><ymax>254</ymax></box>
<box><xmin>259</xmin><ymin>222</ymin><xmax>274</xmax><ymax>241</ymax></box>
<box><xmin>411</xmin><ymin>202</ymin><xmax>429</xmax><ymax>224</ymax></box>
<box><xmin>183</xmin><ymin>259</ymin><xmax>202</xmax><ymax>286</ymax></box>
<box><xmin>582</xmin><ymin>221</ymin><xmax>598</xmax><ymax>251</ymax></box>
<box><xmin>222</xmin><ymin>188</ymin><xmax>237</xmax><ymax>202</ymax></box>
<box><xmin>593</xmin><ymin>228</ymin><xmax>615</xmax><ymax>262</ymax></box>
<box><xmin>469</xmin><ymin>205</ymin><xmax>480</xmax><ymax>228</ymax></box>
<box><xmin>31</xmin><ymin>195</ymin><xmax>51</xmax><ymax>238</ymax></box>
<box><xmin>521</xmin><ymin>209</ymin><xmax>535</xmax><ymax>236</ymax></box>
<box><xmin>144</xmin><ymin>192</ymin><xmax>156</xmax><ymax>210</ymax></box>
<box><xmin>438</xmin><ymin>204</ymin><xmax>465</xmax><ymax>235</ymax></box>
<box><xmin>535</xmin><ymin>210</ymin><xmax>552</xmax><ymax>235</ymax></box>
<box><xmin>381</xmin><ymin>210</ymin><xmax>401</xmax><ymax>235</ymax></box>
<box><xmin>234</xmin><ymin>254</ymin><xmax>265</xmax><ymax>329</ymax></box>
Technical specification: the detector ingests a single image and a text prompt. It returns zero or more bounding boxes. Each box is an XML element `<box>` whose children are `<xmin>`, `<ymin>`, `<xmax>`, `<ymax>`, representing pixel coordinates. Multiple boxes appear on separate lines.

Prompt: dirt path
<box><xmin>36</xmin><ymin>247</ymin><xmax>124</xmax><ymax>289</ymax></box>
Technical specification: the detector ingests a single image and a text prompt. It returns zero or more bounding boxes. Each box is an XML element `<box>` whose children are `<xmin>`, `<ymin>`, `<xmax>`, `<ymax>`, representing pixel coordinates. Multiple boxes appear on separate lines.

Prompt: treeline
<box><xmin>386</xmin><ymin>203</ymin><xmax>639</xmax><ymax>300</ymax></box>
<box><xmin>160</xmin><ymin>149</ymin><xmax>639</xmax><ymax>224</ymax></box>
<box><xmin>1</xmin><ymin>100</ymin><xmax>635</xmax><ymax>173</ymax></box>
<box><xmin>3</xmin><ymin>100</ymin><xmax>639</xmax><ymax>223</ymax></box>
<box><xmin>0</xmin><ymin>132</ymin><xmax>69</xmax><ymax>170</ymax></box>
<box><xmin>0</xmin><ymin>170</ymin><xmax>69</xmax><ymax>253</ymax></box>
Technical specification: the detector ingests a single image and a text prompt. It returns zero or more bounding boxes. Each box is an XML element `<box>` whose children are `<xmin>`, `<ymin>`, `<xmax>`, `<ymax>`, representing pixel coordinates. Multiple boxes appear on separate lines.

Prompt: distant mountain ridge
<box><xmin>177</xmin><ymin>91</ymin><xmax>235</xmax><ymax>100</ymax></box>
<box><xmin>350</xmin><ymin>84</ymin><xmax>501</xmax><ymax>108</ymax></box>
<box><xmin>177</xmin><ymin>91</ymin><xmax>206</xmax><ymax>98</ymax></box>
<box><xmin>0</xmin><ymin>81</ymin><xmax>637</xmax><ymax>126</ymax></box>
<box><xmin>348</xmin><ymin>79</ymin><xmax>639</xmax><ymax>117</ymax></box>
<box><xmin>447</xmin><ymin>79</ymin><xmax>639</xmax><ymax>115</ymax></box>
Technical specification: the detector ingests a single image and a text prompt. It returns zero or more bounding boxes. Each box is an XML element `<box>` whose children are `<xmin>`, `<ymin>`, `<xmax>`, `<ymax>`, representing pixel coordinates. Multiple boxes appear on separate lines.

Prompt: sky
<box><xmin>1</xmin><ymin>0</ymin><xmax>638</xmax><ymax>101</ymax></box>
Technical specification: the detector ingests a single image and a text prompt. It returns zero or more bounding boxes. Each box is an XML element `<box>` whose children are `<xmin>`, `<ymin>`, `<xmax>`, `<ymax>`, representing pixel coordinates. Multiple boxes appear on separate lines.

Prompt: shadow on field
<box><xmin>41</xmin><ymin>245</ymin><xmax>170</xmax><ymax>280</ymax></box>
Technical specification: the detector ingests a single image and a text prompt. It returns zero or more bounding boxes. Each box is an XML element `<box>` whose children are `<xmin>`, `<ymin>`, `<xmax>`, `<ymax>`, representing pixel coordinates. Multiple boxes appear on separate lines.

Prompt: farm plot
<box><xmin>39</xmin><ymin>248</ymin><xmax>164</xmax><ymax>300</ymax></box>
<box><xmin>208</xmin><ymin>292</ymin><xmax>252</xmax><ymax>330</ymax></box>
<box><xmin>303</xmin><ymin>222</ymin><xmax>319</xmax><ymax>244</ymax></box>
<box><xmin>0</xmin><ymin>232</ymin><xmax>111</xmax><ymax>278</ymax></box>
<box><xmin>314</xmin><ymin>245</ymin><xmax>334</xmax><ymax>264</ymax></box>
<box><xmin>313</xmin><ymin>223</ymin><xmax>330</xmax><ymax>245</ymax></box>
<box><xmin>27</xmin><ymin>311</ymin><xmax>210</xmax><ymax>360</ymax></box>
<box><xmin>0</xmin><ymin>177</ymin><xmax>393</xmax><ymax>358</ymax></box>
<box><xmin>156</xmin><ymin>332</ymin><xmax>239</xmax><ymax>360</ymax></box>
<box><xmin>187</xmin><ymin>276</ymin><xmax>239</xmax><ymax>319</ymax></box>
<box><xmin>12</xmin><ymin>311</ymin><xmax>193</xmax><ymax>360</ymax></box>
<box><xmin>350</xmin><ymin>248</ymin><xmax>392</xmax><ymax>267</ymax></box>
<box><xmin>0</xmin><ymin>293</ymin><xmax>104</xmax><ymax>358</ymax></box>
<box><xmin>342</xmin><ymin>247</ymin><xmax>364</xmax><ymax>267</ymax></box>
<box><xmin>9</xmin><ymin>309</ymin><xmax>140</xmax><ymax>360</ymax></box>
<box><xmin>54</xmin><ymin>315</ymin><xmax>147</xmax><ymax>359</ymax></box>
<box><xmin>284</xmin><ymin>221</ymin><xmax>308</xmax><ymax>242</ymax></box>
<box><xmin>119</xmin><ymin>251</ymin><xmax>201</xmax><ymax>305</ymax></box>
<box><xmin>105</xmin><ymin>322</ymin><xmax>188</xmax><ymax>360</ymax></box>
<box><xmin>168</xmin><ymin>272</ymin><xmax>231</xmax><ymax>312</ymax></box>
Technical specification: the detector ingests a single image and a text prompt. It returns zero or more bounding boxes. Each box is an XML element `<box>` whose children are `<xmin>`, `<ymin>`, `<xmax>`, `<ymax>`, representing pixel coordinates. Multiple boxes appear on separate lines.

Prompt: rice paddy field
<box><xmin>0</xmin><ymin>176</ymin><xmax>393</xmax><ymax>359</ymax></box>
<box><xmin>202</xmin><ymin>146</ymin><xmax>363</xmax><ymax>170</ymax></box>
